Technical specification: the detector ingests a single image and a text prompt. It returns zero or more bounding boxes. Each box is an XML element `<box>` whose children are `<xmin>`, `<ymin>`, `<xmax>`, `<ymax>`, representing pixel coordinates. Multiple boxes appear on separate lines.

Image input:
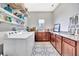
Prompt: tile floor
<box><xmin>31</xmin><ymin>42</ymin><xmax>60</xmax><ymax>56</ymax></box>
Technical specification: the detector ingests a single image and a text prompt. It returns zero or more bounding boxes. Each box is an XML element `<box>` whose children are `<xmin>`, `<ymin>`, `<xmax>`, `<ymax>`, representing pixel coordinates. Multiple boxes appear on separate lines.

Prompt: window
<box><xmin>38</xmin><ymin>19</ymin><xmax>45</xmax><ymax>29</ymax></box>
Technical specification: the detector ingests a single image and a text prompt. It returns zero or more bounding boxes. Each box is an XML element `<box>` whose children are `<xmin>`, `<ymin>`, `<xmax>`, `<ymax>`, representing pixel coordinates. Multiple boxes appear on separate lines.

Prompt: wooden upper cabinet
<box><xmin>55</xmin><ymin>35</ymin><xmax>62</xmax><ymax>54</ymax></box>
<box><xmin>62</xmin><ymin>38</ymin><xmax>76</xmax><ymax>56</ymax></box>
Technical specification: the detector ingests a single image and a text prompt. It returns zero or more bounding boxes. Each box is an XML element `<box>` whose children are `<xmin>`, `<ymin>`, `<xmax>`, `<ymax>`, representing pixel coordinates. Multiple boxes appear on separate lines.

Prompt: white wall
<box><xmin>27</xmin><ymin>12</ymin><xmax>54</xmax><ymax>30</ymax></box>
<box><xmin>53</xmin><ymin>3</ymin><xmax>79</xmax><ymax>31</ymax></box>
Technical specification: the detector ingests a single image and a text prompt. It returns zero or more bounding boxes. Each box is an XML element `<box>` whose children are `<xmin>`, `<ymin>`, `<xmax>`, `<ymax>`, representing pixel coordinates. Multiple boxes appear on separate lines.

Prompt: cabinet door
<box><xmin>56</xmin><ymin>37</ymin><xmax>62</xmax><ymax>54</ymax></box>
<box><xmin>35</xmin><ymin>32</ymin><xmax>42</xmax><ymax>41</ymax></box>
<box><xmin>35</xmin><ymin>32</ymin><xmax>38</xmax><ymax>41</ymax></box>
<box><xmin>42</xmin><ymin>32</ymin><xmax>46</xmax><ymax>40</ymax></box>
<box><xmin>77</xmin><ymin>42</ymin><xmax>79</xmax><ymax>56</ymax></box>
<box><xmin>45</xmin><ymin>32</ymin><xmax>50</xmax><ymax>41</ymax></box>
<box><xmin>35</xmin><ymin>32</ymin><xmax>50</xmax><ymax>41</ymax></box>
<box><xmin>51</xmin><ymin>34</ymin><xmax>55</xmax><ymax>47</ymax></box>
<box><xmin>62</xmin><ymin>41</ymin><xmax>75</xmax><ymax>56</ymax></box>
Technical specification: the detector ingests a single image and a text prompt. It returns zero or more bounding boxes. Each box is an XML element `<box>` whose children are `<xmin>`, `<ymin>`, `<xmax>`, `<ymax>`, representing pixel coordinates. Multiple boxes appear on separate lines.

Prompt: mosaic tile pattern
<box><xmin>31</xmin><ymin>42</ymin><xmax>60</xmax><ymax>56</ymax></box>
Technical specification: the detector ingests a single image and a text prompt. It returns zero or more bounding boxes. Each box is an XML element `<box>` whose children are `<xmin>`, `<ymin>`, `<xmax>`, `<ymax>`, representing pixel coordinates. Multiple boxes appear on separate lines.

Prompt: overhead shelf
<box><xmin>9</xmin><ymin>3</ymin><xmax>28</xmax><ymax>14</ymax></box>
<box><xmin>0</xmin><ymin>8</ymin><xmax>25</xmax><ymax>27</ymax></box>
<box><xmin>9</xmin><ymin>3</ymin><xmax>24</xmax><ymax>10</ymax></box>
<box><xmin>0</xmin><ymin>3</ymin><xmax>28</xmax><ymax>27</ymax></box>
<box><xmin>0</xmin><ymin>7</ymin><xmax>25</xmax><ymax>22</ymax></box>
<box><xmin>0</xmin><ymin>18</ymin><xmax>17</xmax><ymax>25</ymax></box>
<box><xmin>0</xmin><ymin>18</ymin><xmax>24</xmax><ymax>27</ymax></box>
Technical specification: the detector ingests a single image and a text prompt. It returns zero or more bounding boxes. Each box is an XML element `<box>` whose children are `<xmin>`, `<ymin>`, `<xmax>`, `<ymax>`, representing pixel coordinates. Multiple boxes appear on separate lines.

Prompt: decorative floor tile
<box><xmin>31</xmin><ymin>42</ymin><xmax>60</xmax><ymax>56</ymax></box>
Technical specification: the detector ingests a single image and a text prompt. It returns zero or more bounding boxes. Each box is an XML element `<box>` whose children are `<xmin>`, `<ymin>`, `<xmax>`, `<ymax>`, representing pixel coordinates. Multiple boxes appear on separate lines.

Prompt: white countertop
<box><xmin>6</xmin><ymin>32</ymin><xmax>34</xmax><ymax>39</ymax></box>
<box><xmin>50</xmin><ymin>32</ymin><xmax>79</xmax><ymax>41</ymax></box>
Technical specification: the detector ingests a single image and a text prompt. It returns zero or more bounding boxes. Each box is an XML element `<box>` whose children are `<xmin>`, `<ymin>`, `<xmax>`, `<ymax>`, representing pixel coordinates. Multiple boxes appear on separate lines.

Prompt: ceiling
<box><xmin>24</xmin><ymin>3</ymin><xmax>59</xmax><ymax>12</ymax></box>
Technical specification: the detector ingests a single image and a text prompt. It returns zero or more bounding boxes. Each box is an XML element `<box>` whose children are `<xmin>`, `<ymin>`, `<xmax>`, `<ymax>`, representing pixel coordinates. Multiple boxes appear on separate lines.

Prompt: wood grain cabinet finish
<box><xmin>35</xmin><ymin>32</ymin><xmax>78</xmax><ymax>56</ymax></box>
<box><xmin>35</xmin><ymin>32</ymin><xmax>50</xmax><ymax>41</ymax></box>
<box><xmin>62</xmin><ymin>38</ymin><xmax>76</xmax><ymax>56</ymax></box>
<box><xmin>50</xmin><ymin>33</ymin><xmax>77</xmax><ymax>56</ymax></box>
<box><xmin>77</xmin><ymin>42</ymin><xmax>79</xmax><ymax>56</ymax></box>
<box><xmin>45</xmin><ymin>32</ymin><xmax>50</xmax><ymax>41</ymax></box>
<box><xmin>50</xmin><ymin>33</ymin><xmax>56</xmax><ymax>47</ymax></box>
<box><xmin>55</xmin><ymin>35</ymin><xmax>62</xmax><ymax>54</ymax></box>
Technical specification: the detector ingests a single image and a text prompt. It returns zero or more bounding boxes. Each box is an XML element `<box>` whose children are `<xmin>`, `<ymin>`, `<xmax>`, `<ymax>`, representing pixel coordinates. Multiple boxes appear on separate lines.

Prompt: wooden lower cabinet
<box><xmin>77</xmin><ymin>42</ymin><xmax>79</xmax><ymax>56</ymax></box>
<box><xmin>50</xmin><ymin>33</ymin><xmax>56</xmax><ymax>47</ymax></box>
<box><xmin>35</xmin><ymin>32</ymin><xmax>78</xmax><ymax>56</ymax></box>
<box><xmin>55</xmin><ymin>35</ymin><xmax>62</xmax><ymax>55</ymax></box>
<box><xmin>50</xmin><ymin>33</ymin><xmax>76</xmax><ymax>56</ymax></box>
<box><xmin>35</xmin><ymin>32</ymin><xmax>50</xmax><ymax>41</ymax></box>
<box><xmin>62</xmin><ymin>37</ymin><xmax>76</xmax><ymax>56</ymax></box>
<box><xmin>62</xmin><ymin>41</ymin><xmax>75</xmax><ymax>56</ymax></box>
<box><xmin>45</xmin><ymin>32</ymin><xmax>50</xmax><ymax>40</ymax></box>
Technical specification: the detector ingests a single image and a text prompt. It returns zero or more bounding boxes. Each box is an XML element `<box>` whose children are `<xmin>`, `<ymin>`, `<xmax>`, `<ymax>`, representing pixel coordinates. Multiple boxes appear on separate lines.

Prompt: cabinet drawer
<box><xmin>63</xmin><ymin>37</ymin><xmax>75</xmax><ymax>47</ymax></box>
<box><xmin>56</xmin><ymin>35</ymin><xmax>62</xmax><ymax>39</ymax></box>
